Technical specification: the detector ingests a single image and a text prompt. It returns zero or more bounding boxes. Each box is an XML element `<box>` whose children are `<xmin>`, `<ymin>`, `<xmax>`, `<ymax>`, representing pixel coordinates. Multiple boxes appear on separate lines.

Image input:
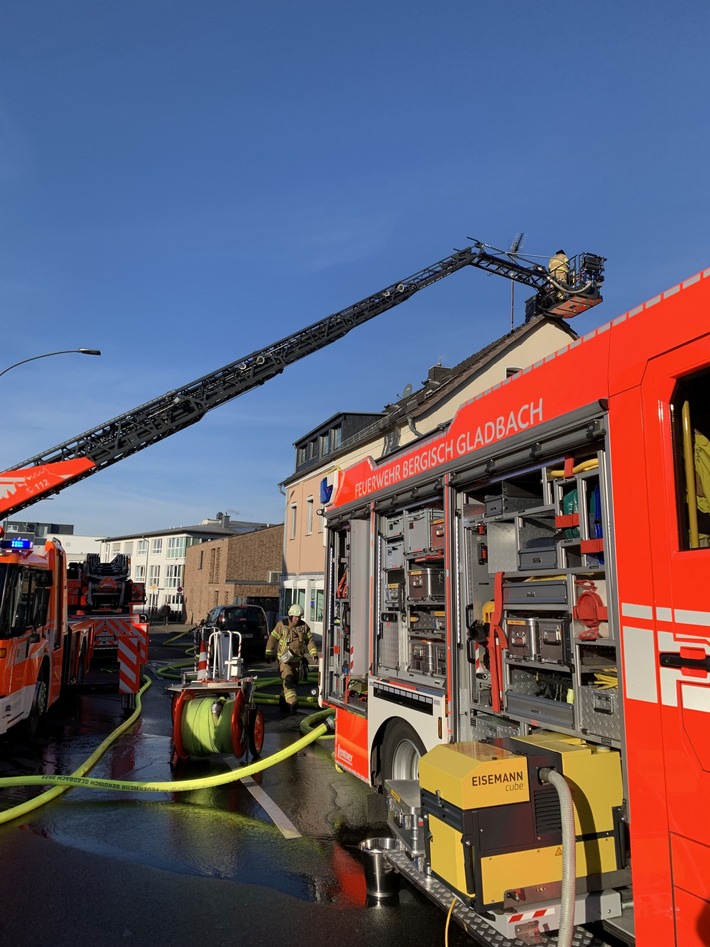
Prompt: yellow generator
<box><xmin>418</xmin><ymin>734</ymin><xmax>628</xmax><ymax>914</ymax></box>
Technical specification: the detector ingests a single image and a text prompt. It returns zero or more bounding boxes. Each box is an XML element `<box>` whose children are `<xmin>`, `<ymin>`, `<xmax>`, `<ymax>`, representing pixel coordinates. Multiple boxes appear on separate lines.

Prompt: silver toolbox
<box><xmin>409</xmin><ymin>637</ymin><xmax>446</xmax><ymax>676</ymax></box>
<box><xmin>518</xmin><ymin>537</ymin><xmax>559</xmax><ymax>570</ymax></box>
<box><xmin>537</xmin><ymin>617</ymin><xmax>570</xmax><ymax>664</ymax></box>
<box><xmin>385</xmin><ymin>513</ymin><xmax>404</xmax><ymax>537</ymax></box>
<box><xmin>408</xmin><ymin>566</ymin><xmax>445</xmax><ymax>600</ymax></box>
<box><xmin>503</xmin><ymin>579</ymin><xmax>568</xmax><ymax>605</ymax></box>
<box><xmin>485</xmin><ymin>483</ymin><xmax>539</xmax><ymax>516</ymax></box>
<box><xmin>385</xmin><ymin>539</ymin><xmax>404</xmax><ymax>569</ymax></box>
<box><xmin>404</xmin><ymin>508</ymin><xmax>444</xmax><ymax>553</ymax></box>
<box><xmin>578</xmin><ymin>685</ymin><xmax>622</xmax><ymax>742</ymax></box>
<box><xmin>505</xmin><ymin>616</ymin><xmax>537</xmax><ymax>660</ymax></box>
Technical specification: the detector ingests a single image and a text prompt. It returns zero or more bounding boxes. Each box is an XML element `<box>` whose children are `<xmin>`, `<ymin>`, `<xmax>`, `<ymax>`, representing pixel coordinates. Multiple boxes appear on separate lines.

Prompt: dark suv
<box><xmin>204</xmin><ymin>604</ymin><xmax>269</xmax><ymax>660</ymax></box>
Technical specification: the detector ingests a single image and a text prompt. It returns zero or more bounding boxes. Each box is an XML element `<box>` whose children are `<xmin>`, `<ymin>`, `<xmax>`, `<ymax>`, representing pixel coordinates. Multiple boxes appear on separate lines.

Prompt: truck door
<box><xmin>0</xmin><ymin>566</ymin><xmax>47</xmax><ymax>723</ymax></box>
<box><xmin>638</xmin><ymin>340</ymin><xmax>710</xmax><ymax>946</ymax></box>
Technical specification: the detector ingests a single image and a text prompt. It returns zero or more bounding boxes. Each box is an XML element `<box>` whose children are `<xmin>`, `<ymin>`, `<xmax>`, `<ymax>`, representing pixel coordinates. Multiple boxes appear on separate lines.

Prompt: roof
<box><xmin>282</xmin><ymin>312</ymin><xmax>577</xmax><ymax>488</ymax></box>
<box><xmin>403</xmin><ymin>311</ymin><xmax>577</xmax><ymax>422</ymax></box>
<box><xmin>101</xmin><ymin>524</ymin><xmax>272</xmax><ymax>542</ymax></box>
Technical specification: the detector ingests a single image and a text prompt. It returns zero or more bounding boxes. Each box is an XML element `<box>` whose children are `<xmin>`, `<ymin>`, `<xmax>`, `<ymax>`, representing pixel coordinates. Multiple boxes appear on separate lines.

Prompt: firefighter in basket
<box><xmin>265</xmin><ymin>604</ymin><xmax>318</xmax><ymax>714</ymax></box>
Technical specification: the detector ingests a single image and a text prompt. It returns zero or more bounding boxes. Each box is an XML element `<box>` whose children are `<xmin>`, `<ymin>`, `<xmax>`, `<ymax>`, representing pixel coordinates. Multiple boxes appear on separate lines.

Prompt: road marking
<box><xmin>224</xmin><ymin>762</ymin><xmax>301</xmax><ymax>838</ymax></box>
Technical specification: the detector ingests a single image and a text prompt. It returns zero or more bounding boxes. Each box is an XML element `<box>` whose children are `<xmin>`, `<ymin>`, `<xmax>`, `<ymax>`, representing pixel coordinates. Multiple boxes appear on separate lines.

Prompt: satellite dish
<box><xmin>400</xmin><ymin>383</ymin><xmax>413</xmax><ymax>400</ymax></box>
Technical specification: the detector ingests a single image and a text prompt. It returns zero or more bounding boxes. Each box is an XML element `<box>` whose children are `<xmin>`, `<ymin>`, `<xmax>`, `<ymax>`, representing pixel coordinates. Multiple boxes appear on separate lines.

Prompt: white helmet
<box><xmin>288</xmin><ymin>603</ymin><xmax>303</xmax><ymax>617</ymax></box>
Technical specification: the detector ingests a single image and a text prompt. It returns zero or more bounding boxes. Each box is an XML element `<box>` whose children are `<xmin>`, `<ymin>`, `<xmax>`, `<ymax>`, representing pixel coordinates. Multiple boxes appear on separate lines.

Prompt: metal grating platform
<box><xmin>385</xmin><ymin>850</ymin><xmax>623</xmax><ymax>947</ymax></box>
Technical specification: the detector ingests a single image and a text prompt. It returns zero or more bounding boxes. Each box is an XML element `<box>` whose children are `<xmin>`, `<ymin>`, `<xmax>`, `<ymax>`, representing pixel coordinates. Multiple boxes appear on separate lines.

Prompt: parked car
<box><xmin>203</xmin><ymin>604</ymin><xmax>270</xmax><ymax>660</ymax></box>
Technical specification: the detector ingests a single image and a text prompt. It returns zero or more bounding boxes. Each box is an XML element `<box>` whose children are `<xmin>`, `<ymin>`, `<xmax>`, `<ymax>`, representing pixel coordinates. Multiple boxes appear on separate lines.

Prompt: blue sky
<box><xmin>1</xmin><ymin>1</ymin><xmax>709</xmax><ymax>536</ymax></box>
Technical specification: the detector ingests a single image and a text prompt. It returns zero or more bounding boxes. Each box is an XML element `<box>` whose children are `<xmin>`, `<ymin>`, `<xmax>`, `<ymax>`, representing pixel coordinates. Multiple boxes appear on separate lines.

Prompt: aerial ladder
<box><xmin>0</xmin><ymin>241</ymin><xmax>605</xmax><ymax>520</ymax></box>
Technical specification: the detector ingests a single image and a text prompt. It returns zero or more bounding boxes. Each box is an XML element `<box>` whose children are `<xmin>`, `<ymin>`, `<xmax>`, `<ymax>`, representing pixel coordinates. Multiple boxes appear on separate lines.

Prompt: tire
<box><xmin>22</xmin><ymin>671</ymin><xmax>49</xmax><ymax>738</ymax></box>
<box><xmin>381</xmin><ymin>719</ymin><xmax>426</xmax><ymax>783</ymax></box>
<box><xmin>247</xmin><ymin>707</ymin><xmax>265</xmax><ymax>758</ymax></box>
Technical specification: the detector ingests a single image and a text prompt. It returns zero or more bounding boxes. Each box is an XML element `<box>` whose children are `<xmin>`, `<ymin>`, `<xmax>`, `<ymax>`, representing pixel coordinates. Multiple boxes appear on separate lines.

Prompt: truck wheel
<box><xmin>381</xmin><ymin>719</ymin><xmax>426</xmax><ymax>783</ymax></box>
<box><xmin>22</xmin><ymin>672</ymin><xmax>49</xmax><ymax>738</ymax></box>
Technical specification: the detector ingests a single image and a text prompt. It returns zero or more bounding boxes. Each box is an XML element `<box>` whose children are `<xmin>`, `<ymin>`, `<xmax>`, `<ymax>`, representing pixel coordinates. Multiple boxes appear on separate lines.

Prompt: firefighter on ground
<box><xmin>265</xmin><ymin>604</ymin><xmax>318</xmax><ymax>714</ymax></box>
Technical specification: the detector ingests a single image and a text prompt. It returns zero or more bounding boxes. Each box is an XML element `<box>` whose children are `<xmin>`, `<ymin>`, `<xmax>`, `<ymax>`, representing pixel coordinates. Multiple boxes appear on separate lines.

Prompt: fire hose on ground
<box><xmin>0</xmin><ymin>675</ymin><xmax>335</xmax><ymax>825</ymax></box>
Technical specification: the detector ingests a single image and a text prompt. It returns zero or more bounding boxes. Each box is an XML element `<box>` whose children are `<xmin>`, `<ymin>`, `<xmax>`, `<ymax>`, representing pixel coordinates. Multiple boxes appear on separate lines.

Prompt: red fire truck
<box><xmin>0</xmin><ymin>537</ymin><xmax>90</xmax><ymax>736</ymax></box>
<box><xmin>0</xmin><ymin>536</ymin><xmax>149</xmax><ymax>735</ymax></box>
<box><xmin>321</xmin><ymin>267</ymin><xmax>710</xmax><ymax>946</ymax></box>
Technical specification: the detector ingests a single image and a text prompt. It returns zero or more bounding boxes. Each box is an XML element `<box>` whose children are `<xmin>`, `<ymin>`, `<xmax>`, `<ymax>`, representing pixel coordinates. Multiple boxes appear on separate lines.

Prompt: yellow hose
<box><xmin>181</xmin><ymin>696</ymin><xmax>236</xmax><ymax>756</ymax></box>
<box><xmin>0</xmin><ymin>675</ymin><xmax>153</xmax><ymax>824</ymax></box>
<box><xmin>548</xmin><ymin>458</ymin><xmax>599</xmax><ymax>478</ymax></box>
<box><xmin>0</xmin><ymin>675</ymin><xmax>333</xmax><ymax>823</ymax></box>
<box><xmin>0</xmin><ymin>723</ymin><xmax>329</xmax><ymax>801</ymax></box>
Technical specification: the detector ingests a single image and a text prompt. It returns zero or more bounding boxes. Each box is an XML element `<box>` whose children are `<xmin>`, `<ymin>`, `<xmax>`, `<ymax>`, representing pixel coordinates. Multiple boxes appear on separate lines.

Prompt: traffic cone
<box><xmin>197</xmin><ymin>644</ymin><xmax>209</xmax><ymax>681</ymax></box>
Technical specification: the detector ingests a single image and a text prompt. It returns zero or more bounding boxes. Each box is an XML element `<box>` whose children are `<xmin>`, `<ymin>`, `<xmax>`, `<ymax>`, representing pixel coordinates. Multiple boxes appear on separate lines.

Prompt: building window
<box><xmin>111</xmin><ymin>543</ymin><xmax>120</xmax><ymax>556</ymax></box>
<box><xmin>208</xmin><ymin>547</ymin><xmax>221</xmax><ymax>583</ymax></box>
<box><xmin>152</xmin><ymin>538</ymin><xmax>163</xmax><ymax>555</ymax></box>
<box><xmin>290</xmin><ymin>504</ymin><xmax>297</xmax><ymax>540</ymax></box>
<box><xmin>167</xmin><ymin>536</ymin><xmax>186</xmax><ymax>559</ymax></box>
<box><xmin>123</xmin><ymin>542</ymin><xmax>133</xmax><ymax>556</ymax></box>
<box><xmin>199</xmin><ymin>550</ymin><xmax>204</xmax><ymax>570</ymax></box>
<box><xmin>137</xmin><ymin>539</ymin><xmax>148</xmax><ymax>555</ymax></box>
<box><xmin>313</xmin><ymin>589</ymin><xmax>324</xmax><ymax>623</ymax></box>
<box><xmin>308</xmin><ymin>439</ymin><xmax>317</xmax><ymax>459</ymax></box>
<box><xmin>331</xmin><ymin>425</ymin><xmax>342</xmax><ymax>449</ymax></box>
<box><xmin>148</xmin><ymin>565</ymin><xmax>160</xmax><ymax>588</ymax></box>
<box><xmin>166</xmin><ymin>564</ymin><xmax>183</xmax><ymax>588</ymax></box>
<box><xmin>134</xmin><ymin>565</ymin><xmax>146</xmax><ymax>582</ymax></box>
<box><xmin>319</xmin><ymin>432</ymin><xmax>329</xmax><ymax>455</ymax></box>
<box><xmin>297</xmin><ymin>446</ymin><xmax>307</xmax><ymax>466</ymax></box>
<box><xmin>306</xmin><ymin>497</ymin><xmax>314</xmax><ymax>535</ymax></box>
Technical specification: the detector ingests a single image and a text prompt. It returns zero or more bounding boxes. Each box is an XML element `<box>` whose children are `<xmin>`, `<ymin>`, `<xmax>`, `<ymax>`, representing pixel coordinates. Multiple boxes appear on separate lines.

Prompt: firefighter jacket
<box><xmin>265</xmin><ymin>619</ymin><xmax>318</xmax><ymax>665</ymax></box>
<box><xmin>548</xmin><ymin>251</ymin><xmax>569</xmax><ymax>285</ymax></box>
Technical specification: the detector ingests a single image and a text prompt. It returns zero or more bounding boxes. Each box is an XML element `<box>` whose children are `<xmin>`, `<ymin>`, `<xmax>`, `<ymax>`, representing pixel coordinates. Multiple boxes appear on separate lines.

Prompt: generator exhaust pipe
<box><xmin>540</xmin><ymin>767</ymin><xmax>575</xmax><ymax>947</ymax></box>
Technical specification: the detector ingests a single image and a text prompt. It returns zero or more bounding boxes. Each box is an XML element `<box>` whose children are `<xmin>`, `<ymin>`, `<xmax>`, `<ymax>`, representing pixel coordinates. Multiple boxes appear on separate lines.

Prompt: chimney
<box><xmin>427</xmin><ymin>364</ymin><xmax>452</xmax><ymax>385</ymax></box>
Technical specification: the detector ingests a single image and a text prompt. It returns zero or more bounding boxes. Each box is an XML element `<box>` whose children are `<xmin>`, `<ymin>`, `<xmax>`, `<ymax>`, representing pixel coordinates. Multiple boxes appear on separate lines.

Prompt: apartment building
<box><xmin>101</xmin><ymin>514</ymin><xmax>272</xmax><ymax>620</ymax></box>
<box><xmin>183</xmin><ymin>523</ymin><xmax>284</xmax><ymax>627</ymax></box>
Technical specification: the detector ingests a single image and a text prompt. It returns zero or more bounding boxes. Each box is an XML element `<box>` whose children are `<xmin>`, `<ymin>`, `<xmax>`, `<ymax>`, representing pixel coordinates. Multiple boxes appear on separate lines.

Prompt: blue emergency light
<box><xmin>0</xmin><ymin>538</ymin><xmax>32</xmax><ymax>550</ymax></box>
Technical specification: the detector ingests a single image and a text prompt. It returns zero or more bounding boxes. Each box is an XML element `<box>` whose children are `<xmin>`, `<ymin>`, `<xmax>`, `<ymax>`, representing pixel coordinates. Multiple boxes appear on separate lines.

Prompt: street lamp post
<box><xmin>0</xmin><ymin>348</ymin><xmax>101</xmax><ymax>378</ymax></box>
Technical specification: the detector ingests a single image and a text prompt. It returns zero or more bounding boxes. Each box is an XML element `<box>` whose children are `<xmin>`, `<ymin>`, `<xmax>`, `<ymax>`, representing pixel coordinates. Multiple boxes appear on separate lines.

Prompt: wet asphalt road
<box><xmin>0</xmin><ymin>627</ymin><xmax>470</xmax><ymax>947</ymax></box>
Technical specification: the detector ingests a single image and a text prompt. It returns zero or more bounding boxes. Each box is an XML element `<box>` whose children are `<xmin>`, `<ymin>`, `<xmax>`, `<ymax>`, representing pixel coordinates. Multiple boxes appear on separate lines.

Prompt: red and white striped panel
<box><xmin>117</xmin><ymin>635</ymin><xmax>141</xmax><ymax>694</ymax></box>
<box><xmin>508</xmin><ymin>907</ymin><xmax>555</xmax><ymax>924</ymax></box>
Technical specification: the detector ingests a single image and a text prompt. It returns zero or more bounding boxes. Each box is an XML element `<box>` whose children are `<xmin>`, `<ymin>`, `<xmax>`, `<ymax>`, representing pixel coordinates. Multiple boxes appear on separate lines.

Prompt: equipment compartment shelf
<box><xmin>503</xmin><ymin>655</ymin><xmax>574</xmax><ymax>672</ymax></box>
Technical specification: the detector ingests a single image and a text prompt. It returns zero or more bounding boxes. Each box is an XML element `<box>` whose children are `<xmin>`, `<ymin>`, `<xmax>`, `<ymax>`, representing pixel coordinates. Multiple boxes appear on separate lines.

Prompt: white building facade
<box><xmin>101</xmin><ymin>517</ymin><xmax>271</xmax><ymax>620</ymax></box>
